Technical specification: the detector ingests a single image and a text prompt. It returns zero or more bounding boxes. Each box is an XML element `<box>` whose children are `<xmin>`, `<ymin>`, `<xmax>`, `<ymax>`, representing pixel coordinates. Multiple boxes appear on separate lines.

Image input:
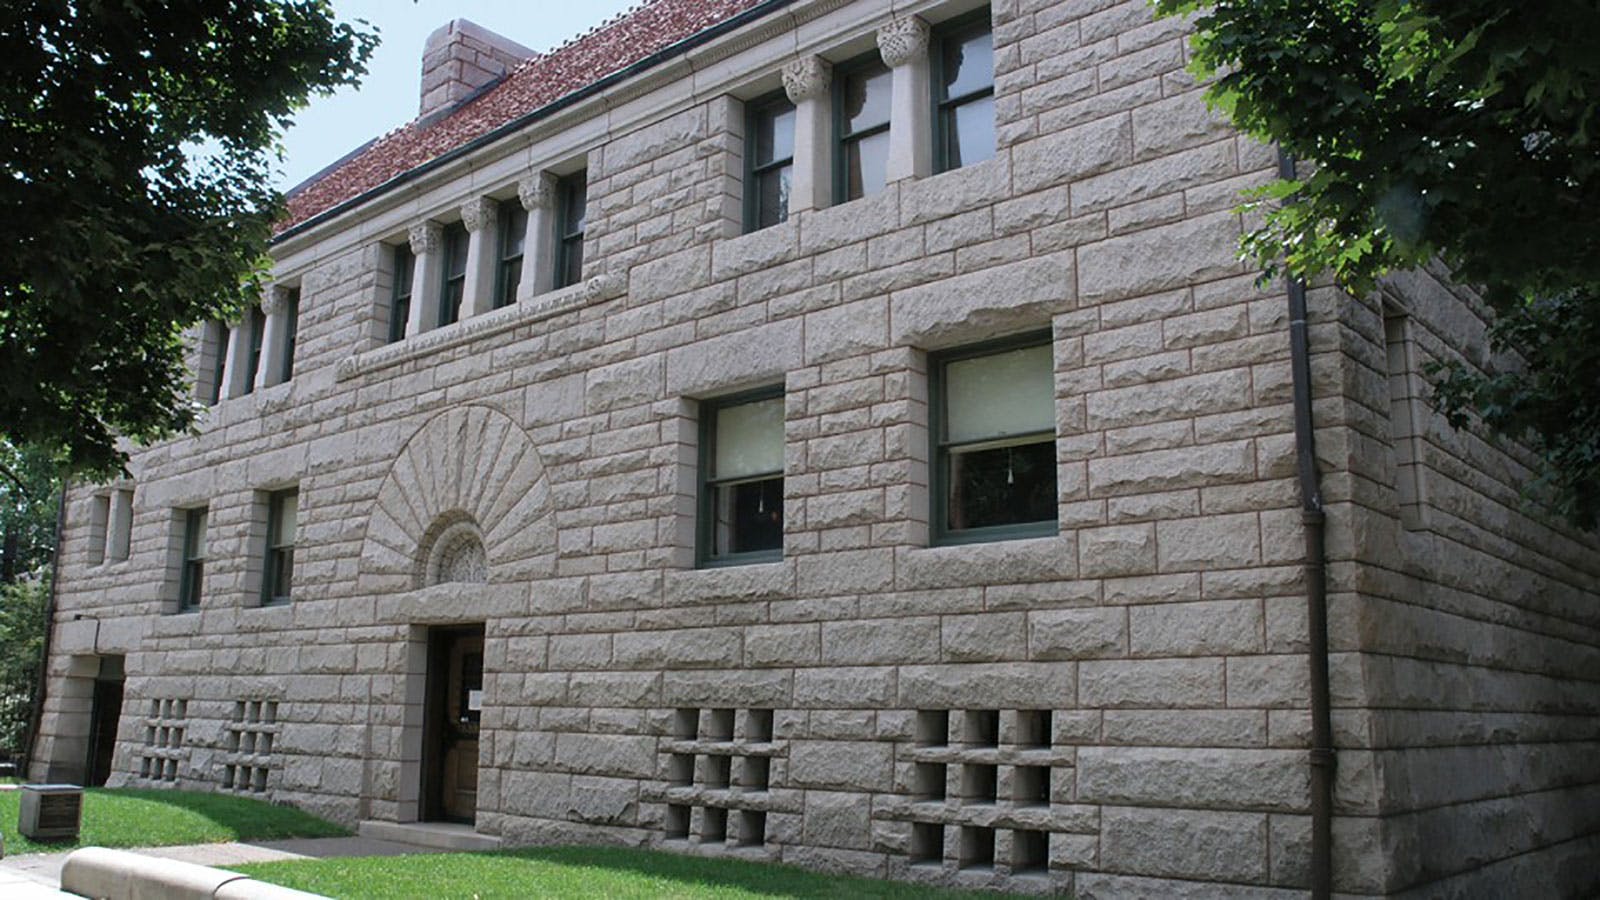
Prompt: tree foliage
<box><xmin>0</xmin><ymin>573</ymin><xmax>48</xmax><ymax>761</ymax></box>
<box><xmin>0</xmin><ymin>440</ymin><xmax>60</xmax><ymax>582</ymax></box>
<box><xmin>1156</xmin><ymin>0</ymin><xmax>1600</xmax><ymax>528</ymax></box>
<box><xmin>0</xmin><ymin>0</ymin><xmax>376</xmax><ymax>478</ymax></box>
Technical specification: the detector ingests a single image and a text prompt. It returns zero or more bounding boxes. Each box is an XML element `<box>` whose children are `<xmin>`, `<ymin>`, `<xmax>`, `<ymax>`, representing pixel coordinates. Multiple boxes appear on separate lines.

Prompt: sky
<box><xmin>276</xmin><ymin>0</ymin><xmax>637</xmax><ymax>191</ymax></box>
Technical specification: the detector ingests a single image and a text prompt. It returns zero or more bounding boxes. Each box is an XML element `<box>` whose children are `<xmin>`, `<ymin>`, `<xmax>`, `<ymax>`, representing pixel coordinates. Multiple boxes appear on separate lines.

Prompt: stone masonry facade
<box><xmin>32</xmin><ymin>0</ymin><xmax>1600</xmax><ymax>896</ymax></box>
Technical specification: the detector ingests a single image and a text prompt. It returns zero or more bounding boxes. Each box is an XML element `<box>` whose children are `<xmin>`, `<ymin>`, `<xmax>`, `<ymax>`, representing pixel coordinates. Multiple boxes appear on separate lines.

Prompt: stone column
<box><xmin>878</xmin><ymin>17</ymin><xmax>932</xmax><ymax>184</ymax></box>
<box><xmin>783</xmin><ymin>56</ymin><xmax>833</xmax><ymax>213</ymax></box>
<box><xmin>219</xmin><ymin>316</ymin><xmax>252</xmax><ymax>399</ymax></box>
<box><xmin>253</xmin><ymin>285</ymin><xmax>289</xmax><ymax>391</ymax></box>
<box><xmin>516</xmin><ymin>173</ymin><xmax>558</xmax><ymax>300</ymax></box>
<box><xmin>406</xmin><ymin>221</ymin><xmax>444</xmax><ymax>337</ymax></box>
<box><xmin>459</xmin><ymin>196</ymin><xmax>499</xmax><ymax>318</ymax></box>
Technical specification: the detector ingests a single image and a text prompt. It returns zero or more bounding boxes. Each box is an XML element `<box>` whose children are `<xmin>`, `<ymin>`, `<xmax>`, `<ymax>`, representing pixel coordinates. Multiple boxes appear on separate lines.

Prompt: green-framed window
<box><xmin>931</xmin><ymin>10</ymin><xmax>995</xmax><ymax>173</ymax></box>
<box><xmin>243</xmin><ymin>305</ymin><xmax>265</xmax><ymax>394</ymax></box>
<box><xmin>494</xmin><ymin>199</ymin><xmax>527</xmax><ymax>308</ymax></box>
<box><xmin>389</xmin><ymin>243</ymin><xmax>414</xmax><ymax>343</ymax></box>
<box><xmin>438</xmin><ymin>221</ymin><xmax>469</xmax><ymax>327</ymax></box>
<box><xmin>207</xmin><ymin>320</ymin><xmax>228</xmax><ymax>406</ymax></box>
<box><xmin>280</xmin><ymin>288</ymin><xmax>300</xmax><ymax>382</ymax></box>
<box><xmin>699</xmin><ymin>387</ymin><xmax>785</xmax><ymax>566</ymax></box>
<box><xmin>177</xmin><ymin>507</ymin><xmax>208</xmax><ymax>612</ymax></box>
<box><xmin>262</xmin><ymin>489</ymin><xmax>297</xmax><ymax>606</ymax></box>
<box><xmin>930</xmin><ymin>332</ymin><xmax>1058</xmax><ymax>544</ymax></box>
<box><xmin>555</xmin><ymin>171</ymin><xmax>587</xmax><ymax>289</ymax></box>
<box><xmin>833</xmin><ymin>54</ymin><xmax>893</xmax><ymax>204</ymax></box>
<box><xmin>744</xmin><ymin>92</ymin><xmax>795</xmax><ymax>232</ymax></box>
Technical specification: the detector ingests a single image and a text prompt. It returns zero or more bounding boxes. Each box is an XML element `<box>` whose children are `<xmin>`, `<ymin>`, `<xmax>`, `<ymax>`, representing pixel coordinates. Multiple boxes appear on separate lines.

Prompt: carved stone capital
<box><xmin>260</xmin><ymin>285</ymin><xmax>291</xmax><ymax>316</ymax></box>
<box><xmin>460</xmin><ymin>196</ymin><xmax>498</xmax><ymax>233</ymax></box>
<box><xmin>518</xmin><ymin>172</ymin><xmax>558</xmax><ymax>211</ymax></box>
<box><xmin>408</xmin><ymin>221</ymin><xmax>443</xmax><ymax>254</ymax></box>
<box><xmin>877</xmin><ymin>17</ymin><xmax>930</xmax><ymax>68</ymax></box>
<box><xmin>782</xmin><ymin>56</ymin><xmax>832</xmax><ymax>103</ymax></box>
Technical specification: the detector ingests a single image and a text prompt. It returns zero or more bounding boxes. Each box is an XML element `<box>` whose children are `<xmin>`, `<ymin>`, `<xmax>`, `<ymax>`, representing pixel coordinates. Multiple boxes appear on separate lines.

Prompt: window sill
<box><xmin>932</xmin><ymin>521</ymin><xmax>1058</xmax><ymax>547</ymax></box>
<box><xmin>337</xmin><ymin>273</ymin><xmax>624</xmax><ymax>382</ymax></box>
<box><xmin>698</xmin><ymin>551</ymin><xmax>783</xmax><ymax>570</ymax></box>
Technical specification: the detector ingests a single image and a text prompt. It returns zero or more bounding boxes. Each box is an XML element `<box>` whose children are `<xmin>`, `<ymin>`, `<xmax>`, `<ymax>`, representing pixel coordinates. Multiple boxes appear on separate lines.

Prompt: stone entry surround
<box><xmin>30</xmin><ymin>0</ymin><xmax>1600</xmax><ymax>897</ymax></box>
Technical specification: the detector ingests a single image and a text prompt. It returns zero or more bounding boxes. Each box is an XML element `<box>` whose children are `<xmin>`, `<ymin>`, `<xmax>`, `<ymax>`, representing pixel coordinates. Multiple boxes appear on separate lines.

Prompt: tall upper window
<box><xmin>700</xmin><ymin>389</ymin><xmax>784</xmax><ymax>566</ymax></box>
<box><xmin>555</xmin><ymin>172</ymin><xmax>587</xmax><ymax>289</ymax></box>
<box><xmin>178</xmin><ymin>507</ymin><xmax>208</xmax><ymax>612</ymax></box>
<box><xmin>280</xmin><ymin>288</ymin><xmax>300</xmax><ymax>382</ymax></box>
<box><xmin>745</xmin><ymin>92</ymin><xmax>795</xmax><ymax>232</ymax></box>
<box><xmin>262</xmin><ymin>489</ymin><xmax>297</xmax><ymax>605</ymax></box>
<box><xmin>438</xmin><ymin>222</ymin><xmax>469</xmax><ymax>327</ymax></box>
<box><xmin>931</xmin><ymin>334</ymin><xmax>1057</xmax><ymax>544</ymax></box>
<box><xmin>390</xmin><ymin>244</ymin><xmax>414</xmax><ymax>343</ymax></box>
<box><xmin>834</xmin><ymin>55</ymin><xmax>892</xmax><ymax>203</ymax></box>
<box><xmin>494</xmin><ymin>199</ymin><xmax>527</xmax><ymax>308</ymax></box>
<box><xmin>206</xmin><ymin>320</ymin><xmax>228</xmax><ymax>406</ymax></box>
<box><xmin>243</xmin><ymin>306</ymin><xmax>265</xmax><ymax>394</ymax></box>
<box><xmin>932</xmin><ymin>12</ymin><xmax>995</xmax><ymax>172</ymax></box>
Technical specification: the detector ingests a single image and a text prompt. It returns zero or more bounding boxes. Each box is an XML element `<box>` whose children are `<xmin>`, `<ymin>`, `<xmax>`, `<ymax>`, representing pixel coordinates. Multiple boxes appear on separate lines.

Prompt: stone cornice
<box><xmin>335</xmin><ymin>272</ymin><xmax>626</xmax><ymax>382</ymax></box>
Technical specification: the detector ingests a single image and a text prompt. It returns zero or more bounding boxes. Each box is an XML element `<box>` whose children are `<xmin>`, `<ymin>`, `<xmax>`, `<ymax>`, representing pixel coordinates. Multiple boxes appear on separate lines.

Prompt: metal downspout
<box><xmin>1277</xmin><ymin>148</ymin><xmax>1336</xmax><ymax>899</ymax></box>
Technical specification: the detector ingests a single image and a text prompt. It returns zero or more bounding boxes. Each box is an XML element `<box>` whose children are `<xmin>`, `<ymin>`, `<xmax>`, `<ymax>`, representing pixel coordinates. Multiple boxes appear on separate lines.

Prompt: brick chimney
<box><xmin>419</xmin><ymin>19</ymin><xmax>536</xmax><ymax>120</ymax></box>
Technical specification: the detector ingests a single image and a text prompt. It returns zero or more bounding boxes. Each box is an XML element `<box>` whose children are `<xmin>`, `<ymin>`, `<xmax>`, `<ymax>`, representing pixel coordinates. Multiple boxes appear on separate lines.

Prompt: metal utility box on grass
<box><xmin>18</xmin><ymin>783</ymin><xmax>83</xmax><ymax>841</ymax></box>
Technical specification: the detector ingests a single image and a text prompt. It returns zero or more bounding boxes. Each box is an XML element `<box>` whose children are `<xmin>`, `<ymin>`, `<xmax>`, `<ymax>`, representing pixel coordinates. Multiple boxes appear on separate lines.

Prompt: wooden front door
<box><xmin>422</xmin><ymin>625</ymin><xmax>484</xmax><ymax>823</ymax></box>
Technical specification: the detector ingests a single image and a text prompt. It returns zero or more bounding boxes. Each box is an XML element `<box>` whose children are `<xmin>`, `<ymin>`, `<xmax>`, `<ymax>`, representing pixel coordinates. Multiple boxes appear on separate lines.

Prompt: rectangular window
<box><xmin>206</xmin><ymin>320</ymin><xmax>228</xmax><ymax>406</ymax></box>
<box><xmin>1384</xmin><ymin>311</ymin><xmax>1427</xmax><ymax>525</ymax></box>
<box><xmin>262</xmin><ymin>489</ymin><xmax>297</xmax><ymax>605</ymax></box>
<box><xmin>280</xmin><ymin>288</ymin><xmax>300</xmax><ymax>382</ymax></box>
<box><xmin>834</xmin><ymin>55</ymin><xmax>892</xmax><ymax>203</ymax></box>
<box><xmin>494</xmin><ymin>200</ymin><xmax>527</xmax><ymax>308</ymax></box>
<box><xmin>931</xmin><ymin>333</ymin><xmax>1057</xmax><ymax>544</ymax></box>
<box><xmin>932</xmin><ymin>12</ymin><xmax>995</xmax><ymax>172</ymax></box>
<box><xmin>699</xmin><ymin>388</ymin><xmax>784</xmax><ymax>566</ymax></box>
<box><xmin>390</xmin><ymin>244</ymin><xmax>414</xmax><ymax>343</ymax></box>
<box><xmin>87</xmin><ymin>494</ymin><xmax>110</xmax><ymax>566</ymax></box>
<box><xmin>243</xmin><ymin>306</ymin><xmax>265</xmax><ymax>394</ymax></box>
<box><xmin>178</xmin><ymin>507</ymin><xmax>208</xmax><ymax>612</ymax></box>
<box><xmin>745</xmin><ymin>92</ymin><xmax>795</xmax><ymax>232</ymax></box>
<box><xmin>438</xmin><ymin>222</ymin><xmax>469</xmax><ymax>327</ymax></box>
<box><xmin>555</xmin><ymin>172</ymin><xmax>587</xmax><ymax>289</ymax></box>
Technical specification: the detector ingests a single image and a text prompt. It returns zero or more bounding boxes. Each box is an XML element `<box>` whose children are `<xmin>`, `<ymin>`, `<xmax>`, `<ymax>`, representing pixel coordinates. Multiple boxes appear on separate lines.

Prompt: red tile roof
<box><xmin>278</xmin><ymin>0</ymin><xmax>768</xmax><ymax>236</ymax></box>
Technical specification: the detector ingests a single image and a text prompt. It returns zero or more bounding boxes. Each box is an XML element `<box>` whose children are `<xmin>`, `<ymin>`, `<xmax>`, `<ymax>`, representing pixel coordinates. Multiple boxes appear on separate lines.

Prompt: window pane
<box><xmin>441</xmin><ymin>279</ymin><xmax>463</xmax><ymax>326</ymax></box>
<box><xmin>941</xmin><ymin>27</ymin><xmax>993</xmax><ymax>100</ymax></box>
<box><xmin>946</xmin><ymin>343</ymin><xmax>1054</xmax><ymax>443</ymax></box>
<box><xmin>946</xmin><ymin>438</ymin><xmax>1056</xmax><ymax>530</ymax></box>
<box><xmin>188</xmin><ymin>510</ymin><xmax>207</xmax><ymax>558</ymax></box>
<box><xmin>270</xmin><ymin>547</ymin><xmax>294</xmax><ymax>600</ymax></box>
<box><xmin>561</xmin><ymin>236</ymin><xmax>584</xmax><ymax>288</ymax></box>
<box><xmin>756</xmin><ymin>104</ymin><xmax>795</xmax><ymax>166</ymax></box>
<box><xmin>947</xmin><ymin>94</ymin><xmax>996</xmax><ymax>169</ymax></box>
<box><xmin>714</xmin><ymin>397</ymin><xmax>783</xmax><ymax>479</ymax></box>
<box><xmin>395</xmin><ymin>246</ymin><xmax>414</xmax><ymax>296</ymax></box>
<box><xmin>274</xmin><ymin>494</ymin><xmax>297</xmax><ymax>546</ymax></box>
<box><xmin>444</xmin><ymin>225</ymin><xmax>469</xmax><ymax>278</ymax></box>
<box><xmin>498</xmin><ymin>258</ymin><xmax>522</xmax><ymax>307</ymax></box>
<box><xmin>845</xmin><ymin>130</ymin><xmax>890</xmax><ymax>201</ymax></box>
<box><xmin>843</xmin><ymin>63</ymin><xmax>892</xmax><ymax>134</ymax></box>
<box><xmin>501</xmin><ymin>204</ymin><xmax>526</xmax><ymax>260</ymax></box>
<box><xmin>712</xmin><ymin>476</ymin><xmax>783</xmax><ymax>556</ymax></box>
<box><xmin>756</xmin><ymin>165</ymin><xmax>791</xmax><ymax>228</ymax></box>
<box><xmin>564</xmin><ymin>175</ymin><xmax>587</xmax><ymax>236</ymax></box>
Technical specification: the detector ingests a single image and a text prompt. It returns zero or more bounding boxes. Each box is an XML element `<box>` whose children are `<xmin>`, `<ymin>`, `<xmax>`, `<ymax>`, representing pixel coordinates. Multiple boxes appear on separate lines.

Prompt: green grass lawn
<box><xmin>0</xmin><ymin>787</ymin><xmax>348</xmax><ymax>854</ymax></box>
<box><xmin>234</xmin><ymin>845</ymin><xmax>1018</xmax><ymax>899</ymax></box>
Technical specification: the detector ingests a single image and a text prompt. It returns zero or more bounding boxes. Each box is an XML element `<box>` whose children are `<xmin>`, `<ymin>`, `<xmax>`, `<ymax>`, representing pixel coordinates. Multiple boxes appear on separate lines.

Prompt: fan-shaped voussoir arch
<box><xmin>358</xmin><ymin>404</ymin><xmax>554</xmax><ymax>586</ymax></box>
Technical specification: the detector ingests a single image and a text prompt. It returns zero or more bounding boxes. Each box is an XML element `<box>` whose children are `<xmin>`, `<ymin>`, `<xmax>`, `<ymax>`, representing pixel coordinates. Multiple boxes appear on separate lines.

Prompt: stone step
<box><xmin>356</xmin><ymin>820</ymin><xmax>503</xmax><ymax>852</ymax></box>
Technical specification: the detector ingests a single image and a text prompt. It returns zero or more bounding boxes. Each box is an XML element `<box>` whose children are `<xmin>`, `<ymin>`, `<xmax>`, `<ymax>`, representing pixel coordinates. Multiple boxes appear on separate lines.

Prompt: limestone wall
<box><xmin>34</xmin><ymin>0</ymin><xmax>1600</xmax><ymax>897</ymax></box>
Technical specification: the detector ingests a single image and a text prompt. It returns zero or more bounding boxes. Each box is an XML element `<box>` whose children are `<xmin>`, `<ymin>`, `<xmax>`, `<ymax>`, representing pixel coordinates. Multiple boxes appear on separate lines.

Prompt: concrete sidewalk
<box><xmin>0</xmin><ymin>834</ymin><xmax>447</xmax><ymax>893</ymax></box>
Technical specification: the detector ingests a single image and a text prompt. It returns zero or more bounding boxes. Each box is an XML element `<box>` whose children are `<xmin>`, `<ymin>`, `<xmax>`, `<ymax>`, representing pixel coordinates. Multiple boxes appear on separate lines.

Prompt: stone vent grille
<box><xmin>138</xmin><ymin>698</ymin><xmax>188</xmax><ymax>782</ymax></box>
<box><xmin>219</xmin><ymin>699</ymin><xmax>279</xmax><ymax>794</ymax></box>
<box><xmin>892</xmin><ymin>709</ymin><xmax>1070</xmax><ymax>878</ymax></box>
<box><xmin>658</xmin><ymin>707</ymin><xmax>782</xmax><ymax>849</ymax></box>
